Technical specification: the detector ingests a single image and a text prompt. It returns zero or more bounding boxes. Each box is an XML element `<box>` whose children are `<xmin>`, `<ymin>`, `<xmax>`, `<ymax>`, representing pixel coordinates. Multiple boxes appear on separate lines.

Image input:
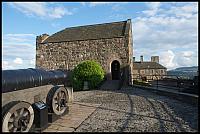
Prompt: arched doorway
<box><xmin>111</xmin><ymin>60</ymin><xmax>120</xmax><ymax>80</ymax></box>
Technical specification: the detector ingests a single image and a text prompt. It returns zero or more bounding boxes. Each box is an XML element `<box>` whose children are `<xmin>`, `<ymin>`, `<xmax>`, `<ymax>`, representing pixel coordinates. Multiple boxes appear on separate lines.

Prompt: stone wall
<box><xmin>36</xmin><ymin>37</ymin><xmax>130</xmax><ymax>80</ymax></box>
<box><xmin>126</xmin><ymin>20</ymin><xmax>133</xmax><ymax>85</ymax></box>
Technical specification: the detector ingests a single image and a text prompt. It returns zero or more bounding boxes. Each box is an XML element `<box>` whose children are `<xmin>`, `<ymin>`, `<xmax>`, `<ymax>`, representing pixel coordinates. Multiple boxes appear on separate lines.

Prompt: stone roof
<box><xmin>43</xmin><ymin>19</ymin><xmax>131</xmax><ymax>43</ymax></box>
<box><xmin>133</xmin><ymin>62</ymin><xmax>167</xmax><ymax>69</ymax></box>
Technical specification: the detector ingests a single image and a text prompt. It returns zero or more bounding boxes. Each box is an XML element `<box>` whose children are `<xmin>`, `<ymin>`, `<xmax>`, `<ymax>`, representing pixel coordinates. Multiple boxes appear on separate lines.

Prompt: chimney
<box><xmin>36</xmin><ymin>33</ymin><xmax>49</xmax><ymax>44</ymax></box>
<box><xmin>140</xmin><ymin>55</ymin><xmax>143</xmax><ymax>62</ymax></box>
<box><xmin>127</xmin><ymin>18</ymin><xmax>131</xmax><ymax>22</ymax></box>
<box><xmin>151</xmin><ymin>56</ymin><xmax>159</xmax><ymax>63</ymax></box>
<box><xmin>133</xmin><ymin>57</ymin><xmax>135</xmax><ymax>62</ymax></box>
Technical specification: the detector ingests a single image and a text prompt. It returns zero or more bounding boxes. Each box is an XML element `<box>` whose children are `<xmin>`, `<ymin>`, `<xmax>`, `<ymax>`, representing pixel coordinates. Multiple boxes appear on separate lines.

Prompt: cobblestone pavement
<box><xmin>73</xmin><ymin>87</ymin><xmax>198</xmax><ymax>132</ymax></box>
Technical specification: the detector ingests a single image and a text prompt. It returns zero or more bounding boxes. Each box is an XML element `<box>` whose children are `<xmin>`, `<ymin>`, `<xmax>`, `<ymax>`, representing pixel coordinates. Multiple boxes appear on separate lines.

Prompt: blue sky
<box><xmin>2</xmin><ymin>2</ymin><xmax>198</xmax><ymax>70</ymax></box>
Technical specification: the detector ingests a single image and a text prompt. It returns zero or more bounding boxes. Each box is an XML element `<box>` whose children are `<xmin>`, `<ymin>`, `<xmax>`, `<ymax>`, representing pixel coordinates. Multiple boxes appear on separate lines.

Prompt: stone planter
<box><xmin>83</xmin><ymin>81</ymin><xmax>89</xmax><ymax>90</ymax></box>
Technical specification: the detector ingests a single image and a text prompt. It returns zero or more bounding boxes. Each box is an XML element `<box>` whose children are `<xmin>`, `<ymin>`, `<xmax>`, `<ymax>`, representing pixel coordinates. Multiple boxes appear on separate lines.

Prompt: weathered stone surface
<box><xmin>73</xmin><ymin>88</ymin><xmax>198</xmax><ymax>132</ymax></box>
<box><xmin>43</xmin><ymin>87</ymin><xmax>197</xmax><ymax>132</ymax></box>
<box><xmin>43</xmin><ymin>102</ymin><xmax>100</xmax><ymax>132</ymax></box>
<box><xmin>37</xmin><ymin>38</ymin><xmax>128</xmax><ymax>71</ymax></box>
<box><xmin>36</xmin><ymin>20</ymin><xmax>133</xmax><ymax>85</ymax></box>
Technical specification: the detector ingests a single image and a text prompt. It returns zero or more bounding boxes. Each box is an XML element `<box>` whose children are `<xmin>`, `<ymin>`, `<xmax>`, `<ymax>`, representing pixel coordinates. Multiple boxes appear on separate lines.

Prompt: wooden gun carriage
<box><xmin>2</xmin><ymin>68</ymin><xmax>73</xmax><ymax>132</ymax></box>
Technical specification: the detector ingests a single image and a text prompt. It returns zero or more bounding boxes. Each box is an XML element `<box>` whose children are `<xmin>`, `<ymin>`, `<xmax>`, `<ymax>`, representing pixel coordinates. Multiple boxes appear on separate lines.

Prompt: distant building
<box><xmin>132</xmin><ymin>55</ymin><xmax>167</xmax><ymax>81</ymax></box>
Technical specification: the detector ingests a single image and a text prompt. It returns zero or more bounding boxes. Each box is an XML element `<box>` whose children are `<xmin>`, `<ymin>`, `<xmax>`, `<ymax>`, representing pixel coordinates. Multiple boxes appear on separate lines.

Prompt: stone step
<box><xmin>100</xmin><ymin>80</ymin><xmax>121</xmax><ymax>90</ymax></box>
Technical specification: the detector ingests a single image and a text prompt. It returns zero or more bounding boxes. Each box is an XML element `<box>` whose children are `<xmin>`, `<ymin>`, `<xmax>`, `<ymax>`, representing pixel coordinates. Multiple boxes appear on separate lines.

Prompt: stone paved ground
<box><xmin>43</xmin><ymin>102</ymin><xmax>100</xmax><ymax>132</ymax></box>
<box><xmin>44</xmin><ymin>87</ymin><xmax>198</xmax><ymax>132</ymax></box>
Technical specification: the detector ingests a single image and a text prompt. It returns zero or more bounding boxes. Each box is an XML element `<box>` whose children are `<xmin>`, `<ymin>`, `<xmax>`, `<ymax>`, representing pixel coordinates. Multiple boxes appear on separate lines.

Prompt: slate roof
<box><xmin>43</xmin><ymin>19</ymin><xmax>130</xmax><ymax>43</ymax></box>
<box><xmin>133</xmin><ymin>62</ymin><xmax>167</xmax><ymax>69</ymax></box>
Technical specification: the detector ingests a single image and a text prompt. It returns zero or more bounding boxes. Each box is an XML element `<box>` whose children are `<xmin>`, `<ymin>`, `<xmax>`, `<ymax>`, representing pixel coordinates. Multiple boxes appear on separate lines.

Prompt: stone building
<box><xmin>36</xmin><ymin>19</ymin><xmax>133</xmax><ymax>85</ymax></box>
<box><xmin>132</xmin><ymin>55</ymin><xmax>167</xmax><ymax>81</ymax></box>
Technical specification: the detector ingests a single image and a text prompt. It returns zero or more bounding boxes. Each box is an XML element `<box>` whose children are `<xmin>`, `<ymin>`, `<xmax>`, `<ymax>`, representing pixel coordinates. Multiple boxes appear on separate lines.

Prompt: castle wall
<box><xmin>36</xmin><ymin>37</ymin><xmax>130</xmax><ymax>80</ymax></box>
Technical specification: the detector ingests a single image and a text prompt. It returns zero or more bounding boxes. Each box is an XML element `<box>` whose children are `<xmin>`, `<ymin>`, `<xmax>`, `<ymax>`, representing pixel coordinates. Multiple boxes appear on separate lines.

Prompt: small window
<box><xmin>161</xmin><ymin>70</ymin><xmax>163</xmax><ymax>74</ymax></box>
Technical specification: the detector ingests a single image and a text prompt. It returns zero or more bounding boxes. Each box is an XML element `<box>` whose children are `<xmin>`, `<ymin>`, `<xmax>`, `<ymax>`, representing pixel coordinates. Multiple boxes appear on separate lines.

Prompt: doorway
<box><xmin>111</xmin><ymin>60</ymin><xmax>120</xmax><ymax>80</ymax></box>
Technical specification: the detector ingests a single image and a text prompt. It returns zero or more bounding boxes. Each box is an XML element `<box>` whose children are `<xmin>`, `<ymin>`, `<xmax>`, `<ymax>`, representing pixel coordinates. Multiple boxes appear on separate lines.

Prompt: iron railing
<box><xmin>129</xmin><ymin>74</ymin><xmax>198</xmax><ymax>94</ymax></box>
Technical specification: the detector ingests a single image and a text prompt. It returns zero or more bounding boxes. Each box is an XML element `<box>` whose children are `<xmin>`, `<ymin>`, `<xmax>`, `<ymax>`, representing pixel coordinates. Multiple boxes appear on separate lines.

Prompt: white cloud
<box><xmin>142</xmin><ymin>10</ymin><xmax>157</xmax><ymax>16</ymax></box>
<box><xmin>13</xmin><ymin>57</ymin><xmax>23</xmax><ymax>64</ymax></box>
<box><xmin>6</xmin><ymin>34</ymin><xmax>35</xmax><ymax>37</ymax></box>
<box><xmin>142</xmin><ymin>2</ymin><xmax>161</xmax><ymax>16</ymax></box>
<box><xmin>3</xmin><ymin>34</ymin><xmax>35</xmax><ymax>44</ymax></box>
<box><xmin>89</xmin><ymin>2</ymin><xmax>114</xmax><ymax>7</ymax></box>
<box><xmin>146</xmin><ymin>2</ymin><xmax>161</xmax><ymax>9</ymax></box>
<box><xmin>8</xmin><ymin>2</ymin><xmax>73</xmax><ymax>19</ymax></box>
<box><xmin>80</xmin><ymin>2</ymin><xmax>86</xmax><ymax>6</ymax></box>
<box><xmin>81</xmin><ymin>2</ymin><xmax>119</xmax><ymax>7</ymax></box>
<box><xmin>111</xmin><ymin>3</ymin><xmax>127</xmax><ymax>12</ymax></box>
<box><xmin>133</xmin><ymin>2</ymin><xmax>198</xmax><ymax>69</ymax></box>
<box><xmin>175</xmin><ymin>51</ymin><xmax>197</xmax><ymax>67</ymax></box>
<box><xmin>30</xmin><ymin>59</ymin><xmax>35</xmax><ymax>65</ymax></box>
<box><xmin>182</xmin><ymin>51</ymin><xmax>193</xmax><ymax>58</ymax></box>
<box><xmin>9</xmin><ymin>2</ymin><xmax>47</xmax><ymax>17</ymax></box>
<box><xmin>3</xmin><ymin>33</ymin><xmax>36</xmax><ymax>70</ymax></box>
<box><xmin>49</xmin><ymin>6</ymin><xmax>72</xmax><ymax>19</ymax></box>
<box><xmin>2</xmin><ymin>61</ymin><xmax>14</xmax><ymax>70</ymax></box>
<box><xmin>159</xmin><ymin>50</ymin><xmax>177</xmax><ymax>70</ymax></box>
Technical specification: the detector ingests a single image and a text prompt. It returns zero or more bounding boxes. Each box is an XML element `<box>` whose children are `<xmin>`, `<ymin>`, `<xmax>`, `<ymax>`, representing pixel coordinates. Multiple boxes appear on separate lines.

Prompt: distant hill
<box><xmin>170</xmin><ymin>66</ymin><xmax>198</xmax><ymax>72</ymax></box>
<box><xmin>167</xmin><ymin>66</ymin><xmax>198</xmax><ymax>79</ymax></box>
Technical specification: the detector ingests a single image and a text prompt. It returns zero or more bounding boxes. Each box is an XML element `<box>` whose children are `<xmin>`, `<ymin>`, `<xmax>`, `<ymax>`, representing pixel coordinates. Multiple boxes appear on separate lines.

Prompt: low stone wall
<box><xmin>132</xmin><ymin>85</ymin><xmax>198</xmax><ymax>106</ymax></box>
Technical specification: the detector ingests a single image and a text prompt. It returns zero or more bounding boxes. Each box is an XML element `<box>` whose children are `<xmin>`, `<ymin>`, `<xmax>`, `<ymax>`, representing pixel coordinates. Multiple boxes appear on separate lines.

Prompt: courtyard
<box><xmin>44</xmin><ymin>87</ymin><xmax>198</xmax><ymax>132</ymax></box>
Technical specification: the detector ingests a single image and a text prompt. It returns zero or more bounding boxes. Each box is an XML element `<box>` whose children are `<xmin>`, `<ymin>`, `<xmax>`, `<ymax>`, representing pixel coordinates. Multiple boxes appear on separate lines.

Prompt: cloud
<box><xmin>89</xmin><ymin>2</ymin><xmax>114</xmax><ymax>7</ymax></box>
<box><xmin>161</xmin><ymin>2</ymin><xmax>198</xmax><ymax>18</ymax></box>
<box><xmin>8</xmin><ymin>2</ymin><xmax>73</xmax><ymax>19</ymax></box>
<box><xmin>13</xmin><ymin>57</ymin><xmax>23</xmax><ymax>64</ymax></box>
<box><xmin>6</xmin><ymin>34</ymin><xmax>35</xmax><ymax>37</ymax></box>
<box><xmin>2</xmin><ymin>61</ymin><xmax>14</xmax><ymax>70</ymax></box>
<box><xmin>159</xmin><ymin>50</ymin><xmax>177</xmax><ymax>70</ymax></box>
<box><xmin>182</xmin><ymin>51</ymin><xmax>193</xmax><ymax>58</ymax></box>
<box><xmin>3</xmin><ymin>34</ymin><xmax>35</xmax><ymax>44</ymax></box>
<box><xmin>81</xmin><ymin>2</ymin><xmax>119</xmax><ymax>7</ymax></box>
<box><xmin>142</xmin><ymin>2</ymin><xmax>161</xmax><ymax>16</ymax></box>
<box><xmin>9</xmin><ymin>2</ymin><xmax>47</xmax><ymax>17</ymax></box>
<box><xmin>175</xmin><ymin>51</ymin><xmax>197</xmax><ymax>67</ymax></box>
<box><xmin>30</xmin><ymin>59</ymin><xmax>35</xmax><ymax>65</ymax></box>
<box><xmin>146</xmin><ymin>2</ymin><xmax>161</xmax><ymax>9</ymax></box>
<box><xmin>111</xmin><ymin>3</ymin><xmax>127</xmax><ymax>12</ymax></box>
<box><xmin>49</xmin><ymin>6</ymin><xmax>72</xmax><ymax>19</ymax></box>
<box><xmin>3</xmin><ymin>33</ymin><xmax>36</xmax><ymax>70</ymax></box>
<box><xmin>80</xmin><ymin>2</ymin><xmax>86</xmax><ymax>6</ymax></box>
<box><xmin>133</xmin><ymin>2</ymin><xmax>198</xmax><ymax>70</ymax></box>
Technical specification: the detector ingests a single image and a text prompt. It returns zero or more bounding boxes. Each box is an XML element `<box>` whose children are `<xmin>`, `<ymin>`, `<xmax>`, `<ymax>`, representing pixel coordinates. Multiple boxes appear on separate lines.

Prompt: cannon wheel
<box><xmin>2</xmin><ymin>101</ymin><xmax>34</xmax><ymax>132</ymax></box>
<box><xmin>47</xmin><ymin>86</ymin><xmax>69</xmax><ymax>115</ymax></box>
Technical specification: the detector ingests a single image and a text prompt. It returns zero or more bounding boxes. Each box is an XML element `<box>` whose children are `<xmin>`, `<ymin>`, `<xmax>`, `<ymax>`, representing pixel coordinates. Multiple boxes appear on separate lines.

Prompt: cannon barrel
<box><xmin>2</xmin><ymin>68</ymin><xmax>68</xmax><ymax>93</ymax></box>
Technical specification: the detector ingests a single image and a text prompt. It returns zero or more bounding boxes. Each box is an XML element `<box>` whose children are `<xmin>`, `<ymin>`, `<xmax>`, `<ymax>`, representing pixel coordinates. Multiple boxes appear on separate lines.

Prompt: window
<box><xmin>161</xmin><ymin>70</ymin><xmax>163</xmax><ymax>74</ymax></box>
<box><xmin>146</xmin><ymin>69</ymin><xmax>148</xmax><ymax>74</ymax></box>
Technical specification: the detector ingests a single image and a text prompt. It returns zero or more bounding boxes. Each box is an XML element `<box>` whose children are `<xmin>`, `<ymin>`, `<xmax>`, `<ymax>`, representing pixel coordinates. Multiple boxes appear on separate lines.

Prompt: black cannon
<box><xmin>2</xmin><ymin>68</ymin><xmax>72</xmax><ymax>132</ymax></box>
<box><xmin>2</xmin><ymin>68</ymin><xmax>68</xmax><ymax>93</ymax></box>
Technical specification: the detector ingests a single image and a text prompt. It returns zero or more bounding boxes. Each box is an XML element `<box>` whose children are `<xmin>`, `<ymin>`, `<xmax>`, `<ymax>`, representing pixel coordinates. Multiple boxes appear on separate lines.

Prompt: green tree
<box><xmin>71</xmin><ymin>60</ymin><xmax>105</xmax><ymax>90</ymax></box>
